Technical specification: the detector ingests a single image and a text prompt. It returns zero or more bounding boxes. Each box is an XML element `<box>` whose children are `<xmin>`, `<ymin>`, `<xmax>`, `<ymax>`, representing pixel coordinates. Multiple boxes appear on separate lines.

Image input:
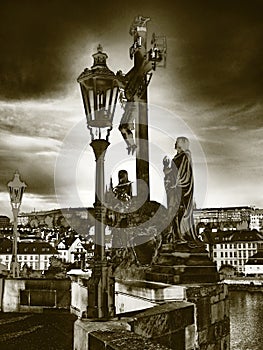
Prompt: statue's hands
<box><xmin>163</xmin><ymin>156</ymin><xmax>170</xmax><ymax>168</ymax></box>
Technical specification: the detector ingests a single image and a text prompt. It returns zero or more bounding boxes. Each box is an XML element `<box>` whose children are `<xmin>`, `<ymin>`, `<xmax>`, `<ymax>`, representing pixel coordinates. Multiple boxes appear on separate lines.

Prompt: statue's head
<box><xmin>175</xmin><ymin>136</ymin><xmax>189</xmax><ymax>153</ymax></box>
<box><xmin>118</xmin><ymin>170</ymin><xmax>129</xmax><ymax>184</ymax></box>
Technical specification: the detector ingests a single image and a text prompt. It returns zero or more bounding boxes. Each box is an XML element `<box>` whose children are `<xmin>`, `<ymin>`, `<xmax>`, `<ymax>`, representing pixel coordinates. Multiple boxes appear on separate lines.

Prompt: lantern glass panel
<box><xmin>88</xmin><ymin>89</ymin><xmax>94</xmax><ymax>115</ymax></box>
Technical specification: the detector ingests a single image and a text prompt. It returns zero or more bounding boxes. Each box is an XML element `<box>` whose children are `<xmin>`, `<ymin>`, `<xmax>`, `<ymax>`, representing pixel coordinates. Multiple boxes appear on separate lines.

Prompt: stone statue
<box><xmin>163</xmin><ymin>137</ymin><xmax>201</xmax><ymax>245</ymax></box>
<box><xmin>113</xmin><ymin>170</ymin><xmax>132</xmax><ymax>202</ymax></box>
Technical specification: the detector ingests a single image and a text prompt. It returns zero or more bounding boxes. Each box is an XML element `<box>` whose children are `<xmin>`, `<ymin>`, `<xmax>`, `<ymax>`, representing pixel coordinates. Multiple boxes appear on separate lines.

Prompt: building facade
<box><xmin>205</xmin><ymin>230</ymin><xmax>263</xmax><ymax>274</ymax></box>
<box><xmin>194</xmin><ymin>207</ymin><xmax>255</xmax><ymax>236</ymax></box>
<box><xmin>250</xmin><ymin>209</ymin><xmax>263</xmax><ymax>231</ymax></box>
<box><xmin>57</xmin><ymin>237</ymin><xmax>93</xmax><ymax>266</ymax></box>
<box><xmin>0</xmin><ymin>238</ymin><xmax>58</xmax><ymax>271</ymax></box>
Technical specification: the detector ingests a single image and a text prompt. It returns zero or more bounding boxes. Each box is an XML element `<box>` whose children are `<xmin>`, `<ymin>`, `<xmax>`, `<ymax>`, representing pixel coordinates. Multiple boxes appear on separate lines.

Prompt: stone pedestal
<box><xmin>146</xmin><ymin>243</ymin><xmax>220</xmax><ymax>284</ymax></box>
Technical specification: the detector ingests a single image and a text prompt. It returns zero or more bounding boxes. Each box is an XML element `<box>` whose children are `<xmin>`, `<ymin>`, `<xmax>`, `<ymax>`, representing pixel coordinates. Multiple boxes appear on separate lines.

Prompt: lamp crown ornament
<box><xmin>92</xmin><ymin>44</ymin><xmax>108</xmax><ymax>67</ymax></box>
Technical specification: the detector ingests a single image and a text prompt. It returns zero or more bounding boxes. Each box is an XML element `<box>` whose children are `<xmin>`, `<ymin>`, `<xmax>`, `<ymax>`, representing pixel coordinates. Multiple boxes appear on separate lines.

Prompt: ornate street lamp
<box><xmin>7</xmin><ymin>171</ymin><xmax>27</xmax><ymax>278</ymax></box>
<box><xmin>77</xmin><ymin>45</ymin><xmax>120</xmax><ymax>318</ymax></box>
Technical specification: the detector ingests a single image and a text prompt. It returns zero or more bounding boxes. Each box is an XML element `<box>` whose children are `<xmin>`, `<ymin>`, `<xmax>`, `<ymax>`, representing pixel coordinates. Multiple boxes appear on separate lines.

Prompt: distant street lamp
<box><xmin>7</xmin><ymin>171</ymin><xmax>27</xmax><ymax>278</ymax></box>
<box><xmin>77</xmin><ymin>45</ymin><xmax>120</xmax><ymax>318</ymax></box>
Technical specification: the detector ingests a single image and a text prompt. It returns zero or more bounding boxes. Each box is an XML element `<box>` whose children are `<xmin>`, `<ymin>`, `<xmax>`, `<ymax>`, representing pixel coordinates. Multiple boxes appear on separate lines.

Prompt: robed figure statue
<box><xmin>163</xmin><ymin>136</ymin><xmax>200</xmax><ymax>244</ymax></box>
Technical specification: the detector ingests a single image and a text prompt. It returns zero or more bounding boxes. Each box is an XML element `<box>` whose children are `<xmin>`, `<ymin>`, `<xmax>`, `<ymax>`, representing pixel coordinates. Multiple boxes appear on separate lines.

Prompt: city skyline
<box><xmin>0</xmin><ymin>1</ymin><xmax>262</xmax><ymax>217</ymax></box>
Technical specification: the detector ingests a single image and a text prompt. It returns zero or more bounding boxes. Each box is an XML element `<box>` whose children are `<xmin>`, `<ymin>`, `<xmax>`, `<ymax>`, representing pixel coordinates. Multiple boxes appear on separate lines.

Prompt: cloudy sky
<box><xmin>0</xmin><ymin>0</ymin><xmax>262</xmax><ymax>218</ymax></box>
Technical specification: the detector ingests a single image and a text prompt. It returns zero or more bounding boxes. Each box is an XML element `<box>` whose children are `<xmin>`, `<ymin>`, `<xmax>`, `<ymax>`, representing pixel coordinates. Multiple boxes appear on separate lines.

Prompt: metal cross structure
<box><xmin>118</xmin><ymin>15</ymin><xmax>167</xmax><ymax>202</ymax></box>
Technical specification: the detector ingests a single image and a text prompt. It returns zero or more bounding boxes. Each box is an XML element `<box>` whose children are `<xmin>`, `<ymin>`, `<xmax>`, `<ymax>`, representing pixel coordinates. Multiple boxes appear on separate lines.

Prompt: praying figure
<box><xmin>163</xmin><ymin>137</ymin><xmax>201</xmax><ymax>244</ymax></box>
<box><xmin>113</xmin><ymin>170</ymin><xmax>132</xmax><ymax>203</ymax></box>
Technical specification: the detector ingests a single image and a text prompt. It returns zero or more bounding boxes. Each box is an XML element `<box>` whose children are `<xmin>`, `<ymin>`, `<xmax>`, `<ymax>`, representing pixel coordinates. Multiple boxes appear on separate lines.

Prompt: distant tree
<box><xmin>44</xmin><ymin>256</ymin><xmax>69</xmax><ymax>279</ymax></box>
<box><xmin>219</xmin><ymin>264</ymin><xmax>236</xmax><ymax>278</ymax></box>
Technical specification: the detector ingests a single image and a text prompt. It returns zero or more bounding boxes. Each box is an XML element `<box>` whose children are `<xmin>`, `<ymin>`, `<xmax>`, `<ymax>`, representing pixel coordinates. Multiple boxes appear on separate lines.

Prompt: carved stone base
<box><xmin>146</xmin><ymin>243</ymin><xmax>220</xmax><ymax>284</ymax></box>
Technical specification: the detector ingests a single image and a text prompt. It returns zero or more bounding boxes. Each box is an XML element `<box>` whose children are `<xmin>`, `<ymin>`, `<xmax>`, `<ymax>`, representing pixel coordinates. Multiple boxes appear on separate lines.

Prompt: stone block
<box><xmin>219</xmin><ymin>291</ymin><xmax>227</xmax><ymax>301</ymax></box>
<box><xmin>186</xmin><ymin>284</ymin><xmax>219</xmax><ymax>301</ymax></box>
<box><xmin>115</xmin><ymin>280</ymin><xmax>186</xmax><ymax>304</ymax></box>
<box><xmin>211</xmin><ymin>303</ymin><xmax>219</xmax><ymax>324</ymax></box>
<box><xmin>129</xmin><ymin>301</ymin><xmax>194</xmax><ymax>339</ymax></box>
<box><xmin>210</xmin><ymin>293</ymin><xmax>220</xmax><ymax>304</ymax></box>
<box><xmin>73</xmin><ymin>319</ymin><xmax>130</xmax><ymax>350</ymax></box>
<box><xmin>89</xmin><ymin>329</ymin><xmax>172</xmax><ymax>350</ymax></box>
<box><xmin>198</xmin><ymin>329</ymin><xmax>209</xmax><ymax>345</ymax></box>
<box><xmin>89</xmin><ymin>330</ymin><xmax>131</xmax><ymax>350</ymax></box>
<box><xmin>185</xmin><ymin>324</ymin><xmax>196</xmax><ymax>350</ymax></box>
<box><xmin>109</xmin><ymin>337</ymin><xmax>171</xmax><ymax>349</ymax></box>
<box><xmin>153</xmin><ymin>329</ymin><xmax>185</xmax><ymax>350</ymax></box>
<box><xmin>195</xmin><ymin>297</ymin><xmax>211</xmax><ymax>330</ymax></box>
<box><xmin>223</xmin><ymin>284</ymin><xmax>228</xmax><ymax>297</ymax></box>
<box><xmin>222</xmin><ymin>317</ymin><xmax>230</xmax><ymax>337</ymax></box>
<box><xmin>224</xmin><ymin>299</ymin><xmax>230</xmax><ymax>317</ymax></box>
<box><xmin>221</xmin><ymin>335</ymin><xmax>230</xmax><ymax>350</ymax></box>
<box><xmin>218</xmin><ymin>301</ymin><xmax>225</xmax><ymax>321</ymax></box>
<box><xmin>211</xmin><ymin>301</ymin><xmax>225</xmax><ymax>324</ymax></box>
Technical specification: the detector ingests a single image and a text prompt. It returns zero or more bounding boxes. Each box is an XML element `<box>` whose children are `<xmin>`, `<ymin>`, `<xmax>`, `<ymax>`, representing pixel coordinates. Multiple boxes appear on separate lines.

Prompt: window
<box><xmin>24</xmin><ymin>256</ymin><xmax>27</xmax><ymax>260</ymax></box>
<box><xmin>229</xmin><ymin>244</ymin><xmax>232</xmax><ymax>249</ymax></box>
<box><xmin>6</xmin><ymin>256</ymin><xmax>9</xmax><ymax>260</ymax></box>
<box><xmin>44</xmin><ymin>256</ymin><xmax>48</xmax><ymax>261</ymax></box>
<box><xmin>214</xmin><ymin>252</ymin><xmax>217</xmax><ymax>258</ymax></box>
<box><xmin>230</xmin><ymin>252</ymin><xmax>233</xmax><ymax>258</ymax></box>
<box><xmin>220</xmin><ymin>244</ymin><xmax>223</xmax><ymax>249</ymax></box>
<box><xmin>19</xmin><ymin>256</ymin><xmax>22</xmax><ymax>261</ymax></box>
<box><xmin>30</xmin><ymin>256</ymin><xmax>33</xmax><ymax>260</ymax></box>
<box><xmin>221</xmin><ymin>252</ymin><xmax>224</xmax><ymax>258</ymax></box>
<box><xmin>234</xmin><ymin>252</ymin><xmax>237</xmax><ymax>257</ymax></box>
<box><xmin>225</xmin><ymin>252</ymin><xmax>228</xmax><ymax>258</ymax></box>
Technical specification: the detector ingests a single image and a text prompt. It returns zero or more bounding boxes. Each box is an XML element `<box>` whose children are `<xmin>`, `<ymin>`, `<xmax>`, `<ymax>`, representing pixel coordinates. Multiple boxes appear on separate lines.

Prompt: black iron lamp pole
<box><xmin>77</xmin><ymin>45</ymin><xmax>120</xmax><ymax>318</ymax></box>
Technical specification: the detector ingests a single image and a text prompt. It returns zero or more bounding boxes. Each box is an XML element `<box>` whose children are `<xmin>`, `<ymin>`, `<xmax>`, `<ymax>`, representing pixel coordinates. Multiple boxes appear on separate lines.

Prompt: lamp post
<box><xmin>7</xmin><ymin>171</ymin><xmax>27</xmax><ymax>278</ymax></box>
<box><xmin>77</xmin><ymin>45</ymin><xmax>120</xmax><ymax>318</ymax></box>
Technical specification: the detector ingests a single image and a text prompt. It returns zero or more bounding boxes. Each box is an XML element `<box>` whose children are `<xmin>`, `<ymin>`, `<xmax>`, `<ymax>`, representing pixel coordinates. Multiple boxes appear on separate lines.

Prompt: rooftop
<box><xmin>0</xmin><ymin>238</ymin><xmax>58</xmax><ymax>255</ymax></box>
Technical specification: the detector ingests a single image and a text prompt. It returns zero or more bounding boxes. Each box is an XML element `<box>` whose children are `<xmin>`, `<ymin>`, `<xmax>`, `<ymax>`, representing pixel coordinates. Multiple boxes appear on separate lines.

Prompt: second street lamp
<box><xmin>77</xmin><ymin>45</ymin><xmax>120</xmax><ymax>318</ymax></box>
<box><xmin>7</xmin><ymin>171</ymin><xmax>27</xmax><ymax>278</ymax></box>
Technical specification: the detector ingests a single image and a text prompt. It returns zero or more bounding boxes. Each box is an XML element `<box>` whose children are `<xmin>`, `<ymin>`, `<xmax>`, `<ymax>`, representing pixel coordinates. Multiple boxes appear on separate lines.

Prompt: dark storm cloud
<box><xmin>1</xmin><ymin>0</ymin><xmax>262</xmax><ymax>104</ymax></box>
<box><xmin>163</xmin><ymin>1</ymin><xmax>263</xmax><ymax>107</ymax></box>
<box><xmin>0</xmin><ymin>0</ymin><xmax>129</xmax><ymax>99</ymax></box>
